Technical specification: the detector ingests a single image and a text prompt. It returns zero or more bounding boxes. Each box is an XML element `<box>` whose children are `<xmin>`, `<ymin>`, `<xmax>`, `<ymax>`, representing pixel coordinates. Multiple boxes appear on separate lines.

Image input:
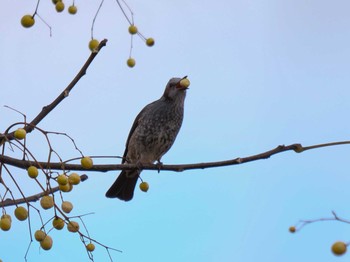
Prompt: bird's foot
<box><xmin>156</xmin><ymin>160</ymin><xmax>163</xmax><ymax>173</ymax></box>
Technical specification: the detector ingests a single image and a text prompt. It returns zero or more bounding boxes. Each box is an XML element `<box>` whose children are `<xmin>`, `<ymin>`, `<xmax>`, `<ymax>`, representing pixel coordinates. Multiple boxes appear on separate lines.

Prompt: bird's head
<box><xmin>162</xmin><ymin>76</ymin><xmax>189</xmax><ymax>101</ymax></box>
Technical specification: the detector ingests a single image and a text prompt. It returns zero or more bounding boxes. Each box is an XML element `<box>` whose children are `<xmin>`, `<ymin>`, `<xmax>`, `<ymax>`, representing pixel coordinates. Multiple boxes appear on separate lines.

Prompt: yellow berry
<box><xmin>67</xmin><ymin>221</ymin><xmax>79</xmax><ymax>233</ymax></box>
<box><xmin>14</xmin><ymin>128</ymin><xmax>26</xmax><ymax>139</ymax></box>
<box><xmin>81</xmin><ymin>156</ymin><xmax>93</xmax><ymax>169</ymax></box>
<box><xmin>139</xmin><ymin>181</ymin><xmax>149</xmax><ymax>192</ymax></box>
<box><xmin>57</xmin><ymin>174</ymin><xmax>68</xmax><ymax>185</ymax></box>
<box><xmin>127</xmin><ymin>58</ymin><xmax>136</xmax><ymax>68</ymax></box>
<box><xmin>179</xmin><ymin>78</ymin><xmax>190</xmax><ymax>89</ymax></box>
<box><xmin>59</xmin><ymin>182</ymin><xmax>73</xmax><ymax>192</ymax></box>
<box><xmin>61</xmin><ymin>201</ymin><xmax>73</xmax><ymax>213</ymax></box>
<box><xmin>332</xmin><ymin>241</ymin><xmax>347</xmax><ymax>256</ymax></box>
<box><xmin>0</xmin><ymin>217</ymin><xmax>11</xmax><ymax>231</ymax></box>
<box><xmin>21</xmin><ymin>15</ymin><xmax>35</xmax><ymax>28</ymax></box>
<box><xmin>55</xmin><ymin>1</ymin><xmax>65</xmax><ymax>12</ymax></box>
<box><xmin>34</xmin><ymin>230</ymin><xmax>46</xmax><ymax>241</ymax></box>
<box><xmin>40</xmin><ymin>195</ymin><xmax>54</xmax><ymax>210</ymax></box>
<box><xmin>146</xmin><ymin>38</ymin><xmax>155</xmax><ymax>47</ymax></box>
<box><xmin>52</xmin><ymin>217</ymin><xmax>65</xmax><ymax>230</ymax></box>
<box><xmin>27</xmin><ymin>166</ymin><xmax>39</xmax><ymax>178</ymax></box>
<box><xmin>1</xmin><ymin>214</ymin><xmax>12</xmax><ymax>222</ymax></box>
<box><xmin>86</xmin><ymin>243</ymin><xmax>95</xmax><ymax>252</ymax></box>
<box><xmin>68</xmin><ymin>173</ymin><xmax>81</xmax><ymax>185</ymax></box>
<box><xmin>14</xmin><ymin>206</ymin><xmax>28</xmax><ymax>221</ymax></box>
<box><xmin>68</xmin><ymin>5</ymin><xmax>77</xmax><ymax>14</ymax></box>
<box><xmin>289</xmin><ymin>226</ymin><xmax>296</xmax><ymax>233</ymax></box>
<box><xmin>52</xmin><ymin>0</ymin><xmax>60</xmax><ymax>4</ymax></box>
<box><xmin>40</xmin><ymin>235</ymin><xmax>53</xmax><ymax>250</ymax></box>
<box><xmin>128</xmin><ymin>25</ymin><xmax>138</xmax><ymax>35</ymax></box>
<box><xmin>289</xmin><ymin>226</ymin><xmax>297</xmax><ymax>233</ymax></box>
<box><xmin>88</xmin><ymin>39</ymin><xmax>99</xmax><ymax>51</ymax></box>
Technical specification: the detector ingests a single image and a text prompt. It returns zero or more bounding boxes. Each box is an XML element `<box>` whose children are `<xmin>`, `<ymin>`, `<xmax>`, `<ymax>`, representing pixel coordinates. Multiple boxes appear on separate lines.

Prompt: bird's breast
<box><xmin>126</xmin><ymin>104</ymin><xmax>184</xmax><ymax>163</ymax></box>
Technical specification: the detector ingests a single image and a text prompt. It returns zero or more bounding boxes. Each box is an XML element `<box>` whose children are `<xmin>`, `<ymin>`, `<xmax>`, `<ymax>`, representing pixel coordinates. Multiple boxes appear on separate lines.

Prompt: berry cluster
<box><xmin>20</xmin><ymin>0</ymin><xmax>155</xmax><ymax>68</ymax></box>
<box><xmin>21</xmin><ymin>1</ymin><xmax>78</xmax><ymax>29</ymax></box>
<box><xmin>89</xmin><ymin>24</ymin><xmax>155</xmax><ymax>68</ymax></box>
<box><xmin>1</xmin><ymin>124</ymin><xmax>104</xmax><ymax>259</ymax></box>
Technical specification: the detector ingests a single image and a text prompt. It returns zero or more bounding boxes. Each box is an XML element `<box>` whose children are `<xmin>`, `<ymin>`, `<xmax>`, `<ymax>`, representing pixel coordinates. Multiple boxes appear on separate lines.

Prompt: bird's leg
<box><xmin>155</xmin><ymin>159</ymin><xmax>163</xmax><ymax>173</ymax></box>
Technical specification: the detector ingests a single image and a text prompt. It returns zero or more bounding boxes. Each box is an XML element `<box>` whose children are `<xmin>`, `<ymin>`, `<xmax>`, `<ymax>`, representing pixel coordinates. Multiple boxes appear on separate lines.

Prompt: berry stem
<box><xmin>129</xmin><ymin>35</ymin><xmax>134</xmax><ymax>58</ymax></box>
<box><xmin>115</xmin><ymin>0</ymin><xmax>133</xmax><ymax>25</ymax></box>
<box><xmin>91</xmin><ymin>0</ymin><xmax>105</xmax><ymax>39</ymax></box>
<box><xmin>33</xmin><ymin>0</ymin><xmax>41</xmax><ymax>16</ymax></box>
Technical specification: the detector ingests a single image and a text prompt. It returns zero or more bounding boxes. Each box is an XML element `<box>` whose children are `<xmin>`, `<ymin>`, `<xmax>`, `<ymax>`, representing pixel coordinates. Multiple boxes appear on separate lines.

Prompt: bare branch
<box><xmin>0</xmin><ymin>39</ymin><xmax>108</xmax><ymax>143</ymax></box>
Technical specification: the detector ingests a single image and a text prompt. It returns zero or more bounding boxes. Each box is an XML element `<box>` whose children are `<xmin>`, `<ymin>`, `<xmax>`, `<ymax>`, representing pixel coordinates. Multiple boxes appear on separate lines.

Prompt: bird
<box><xmin>105</xmin><ymin>76</ymin><xmax>189</xmax><ymax>201</ymax></box>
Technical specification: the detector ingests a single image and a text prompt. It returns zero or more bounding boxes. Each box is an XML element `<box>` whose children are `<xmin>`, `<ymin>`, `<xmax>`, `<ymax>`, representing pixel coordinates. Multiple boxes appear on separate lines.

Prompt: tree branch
<box><xmin>0</xmin><ymin>39</ymin><xmax>108</xmax><ymax>143</ymax></box>
<box><xmin>0</xmin><ymin>175</ymin><xmax>88</xmax><ymax>207</ymax></box>
<box><xmin>1</xmin><ymin>141</ymin><xmax>349</xmax><ymax>173</ymax></box>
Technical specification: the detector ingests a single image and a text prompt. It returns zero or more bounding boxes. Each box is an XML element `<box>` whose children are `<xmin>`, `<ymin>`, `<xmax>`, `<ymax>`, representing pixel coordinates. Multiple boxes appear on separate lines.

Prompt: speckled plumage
<box><xmin>106</xmin><ymin>77</ymin><xmax>188</xmax><ymax>201</ymax></box>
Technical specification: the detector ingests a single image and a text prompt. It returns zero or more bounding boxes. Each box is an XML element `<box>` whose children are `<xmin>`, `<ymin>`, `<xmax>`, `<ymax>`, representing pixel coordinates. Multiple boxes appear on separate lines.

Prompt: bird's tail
<box><xmin>105</xmin><ymin>170</ymin><xmax>139</xmax><ymax>201</ymax></box>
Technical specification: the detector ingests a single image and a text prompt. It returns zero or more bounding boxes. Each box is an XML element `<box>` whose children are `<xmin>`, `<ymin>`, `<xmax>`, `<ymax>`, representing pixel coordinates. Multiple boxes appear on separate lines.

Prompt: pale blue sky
<box><xmin>1</xmin><ymin>0</ymin><xmax>350</xmax><ymax>261</ymax></box>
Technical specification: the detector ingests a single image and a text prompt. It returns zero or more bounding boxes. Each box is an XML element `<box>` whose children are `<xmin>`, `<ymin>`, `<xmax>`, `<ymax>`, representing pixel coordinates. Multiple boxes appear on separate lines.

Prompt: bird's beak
<box><xmin>176</xmin><ymin>76</ymin><xmax>190</xmax><ymax>90</ymax></box>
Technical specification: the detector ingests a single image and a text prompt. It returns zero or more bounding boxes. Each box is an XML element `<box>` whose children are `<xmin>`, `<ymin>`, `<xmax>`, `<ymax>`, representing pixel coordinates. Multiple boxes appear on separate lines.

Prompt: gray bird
<box><xmin>106</xmin><ymin>76</ymin><xmax>189</xmax><ymax>201</ymax></box>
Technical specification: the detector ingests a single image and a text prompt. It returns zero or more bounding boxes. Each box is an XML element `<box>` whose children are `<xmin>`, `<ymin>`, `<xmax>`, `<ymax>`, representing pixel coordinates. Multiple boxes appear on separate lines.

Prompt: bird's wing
<box><xmin>121</xmin><ymin>100</ymin><xmax>158</xmax><ymax>163</ymax></box>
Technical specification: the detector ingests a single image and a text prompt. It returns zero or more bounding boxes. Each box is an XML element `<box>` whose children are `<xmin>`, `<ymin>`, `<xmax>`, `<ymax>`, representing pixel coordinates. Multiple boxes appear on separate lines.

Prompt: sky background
<box><xmin>1</xmin><ymin>0</ymin><xmax>350</xmax><ymax>261</ymax></box>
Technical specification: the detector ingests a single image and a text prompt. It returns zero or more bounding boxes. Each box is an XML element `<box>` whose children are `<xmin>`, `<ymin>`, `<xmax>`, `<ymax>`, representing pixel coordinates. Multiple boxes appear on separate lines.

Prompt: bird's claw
<box><xmin>156</xmin><ymin>160</ymin><xmax>163</xmax><ymax>173</ymax></box>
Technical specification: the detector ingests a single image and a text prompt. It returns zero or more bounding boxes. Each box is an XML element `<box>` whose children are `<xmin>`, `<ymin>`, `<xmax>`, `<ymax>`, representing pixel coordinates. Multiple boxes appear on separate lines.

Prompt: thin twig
<box><xmin>0</xmin><ymin>39</ymin><xmax>108</xmax><ymax>144</ymax></box>
<box><xmin>293</xmin><ymin>211</ymin><xmax>350</xmax><ymax>232</ymax></box>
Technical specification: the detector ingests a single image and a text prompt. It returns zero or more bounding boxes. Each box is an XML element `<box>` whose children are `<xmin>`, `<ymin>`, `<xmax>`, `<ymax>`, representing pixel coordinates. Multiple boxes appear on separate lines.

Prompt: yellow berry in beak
<box><xmin>179</xmin><ymin>78</ymin><xmax>190</xmax><ymax>89</ymax></box>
